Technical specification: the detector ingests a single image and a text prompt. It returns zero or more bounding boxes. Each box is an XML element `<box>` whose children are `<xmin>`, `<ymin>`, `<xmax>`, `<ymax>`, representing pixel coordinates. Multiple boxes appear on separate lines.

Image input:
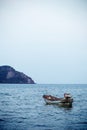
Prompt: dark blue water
<box><xmin>0</xmin><ymin>84</ymin><xmax>87</xmax><ymax>130</ymax></box>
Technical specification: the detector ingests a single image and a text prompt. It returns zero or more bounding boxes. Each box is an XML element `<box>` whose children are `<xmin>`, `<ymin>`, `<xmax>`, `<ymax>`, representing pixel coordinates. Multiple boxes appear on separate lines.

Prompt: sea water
<box><xmin>0</xmin><ymin>84</ymin><xmax>87</xmax><ymax>130</ymax></box>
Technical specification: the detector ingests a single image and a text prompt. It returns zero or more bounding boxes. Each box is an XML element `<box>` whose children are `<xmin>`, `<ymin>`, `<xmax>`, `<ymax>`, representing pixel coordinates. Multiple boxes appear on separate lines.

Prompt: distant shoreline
<box><xmin>0</xmin><ymin>65</ymin><xmax>35</xmax><ymax>84</ymax></box>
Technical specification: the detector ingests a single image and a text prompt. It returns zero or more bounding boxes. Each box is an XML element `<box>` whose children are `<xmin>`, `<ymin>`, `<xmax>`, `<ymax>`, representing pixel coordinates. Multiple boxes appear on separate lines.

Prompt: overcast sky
<box><xmin>0</xmin><ymin>0</ymin><xmax>87</xmax><ymax>84</ymax></box>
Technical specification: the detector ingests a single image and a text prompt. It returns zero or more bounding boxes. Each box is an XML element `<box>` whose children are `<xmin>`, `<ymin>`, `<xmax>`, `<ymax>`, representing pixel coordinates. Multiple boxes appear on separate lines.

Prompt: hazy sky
<box><xmin>0</xmin><ymin>0</ymin><xmax>87</xmax><ymax>84</ymax></box>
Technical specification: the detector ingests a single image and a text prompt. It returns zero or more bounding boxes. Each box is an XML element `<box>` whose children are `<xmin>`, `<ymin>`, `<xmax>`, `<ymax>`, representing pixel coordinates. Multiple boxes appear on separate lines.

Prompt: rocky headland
<box><xmin>0</xmin><ymin>65</ymin><xmax>35</xmax><ymax>84</ymax></box>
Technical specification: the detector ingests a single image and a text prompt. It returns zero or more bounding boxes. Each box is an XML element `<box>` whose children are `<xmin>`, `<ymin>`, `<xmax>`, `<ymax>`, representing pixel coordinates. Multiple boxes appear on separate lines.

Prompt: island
<box><xmin>0</xmin><ymin>65</ymin><xmax>35</xmax><ymax>84</ymax></box>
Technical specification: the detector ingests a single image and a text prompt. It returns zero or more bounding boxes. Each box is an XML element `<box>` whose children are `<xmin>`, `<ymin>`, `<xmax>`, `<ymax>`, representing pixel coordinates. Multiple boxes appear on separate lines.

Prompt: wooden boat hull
<box><xmin>43</xmin><ymin>94</ymin><xmax>73</xmax><ymax>107</ymax></box>
<box><xmin>44</xmin><ymin>99</ymin><xmax>72</xmax><ymax>107</ymax></box>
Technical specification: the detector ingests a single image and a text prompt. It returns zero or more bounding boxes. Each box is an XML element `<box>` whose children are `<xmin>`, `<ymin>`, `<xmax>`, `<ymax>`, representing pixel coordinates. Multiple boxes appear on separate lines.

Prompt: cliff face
<box><xmin>0</xmin><ymin>66</ymin><xmax>35</xmax><ymax>84</ymax></box>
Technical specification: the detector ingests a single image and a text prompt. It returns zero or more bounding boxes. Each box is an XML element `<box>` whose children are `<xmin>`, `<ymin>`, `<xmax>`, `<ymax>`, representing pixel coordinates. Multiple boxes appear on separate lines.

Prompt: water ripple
<box><xmin>0</xmin><ymin>84</ymin><xmax>87</xmax><ymax>130</ymax></box>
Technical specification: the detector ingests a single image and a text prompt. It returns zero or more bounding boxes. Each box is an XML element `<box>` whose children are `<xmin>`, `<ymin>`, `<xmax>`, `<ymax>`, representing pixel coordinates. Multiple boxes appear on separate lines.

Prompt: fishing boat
<box><xmin>43</xmin><ymin>93</ymin><xmax>73</xmax><ymax>107</ymax></box>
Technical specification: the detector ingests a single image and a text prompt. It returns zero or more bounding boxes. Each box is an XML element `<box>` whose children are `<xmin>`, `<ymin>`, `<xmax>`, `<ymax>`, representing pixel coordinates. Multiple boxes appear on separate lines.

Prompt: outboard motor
<box><xmin>64</xmin><ymin>93</ymin><xmax>73</xmax><ymax>103</ymax></box>
<box><xmin>64</xmin><ymin>93</ymin><xmax>71</xmax><ymax>98</ymax></box>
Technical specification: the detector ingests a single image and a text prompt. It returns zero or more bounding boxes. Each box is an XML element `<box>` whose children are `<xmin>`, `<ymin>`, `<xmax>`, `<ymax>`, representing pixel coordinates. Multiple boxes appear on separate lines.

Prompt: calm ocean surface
<box><xmin>0</xmin><ymin>84</ymin><xmax>87</xmax><ymax>130</ymax></box>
